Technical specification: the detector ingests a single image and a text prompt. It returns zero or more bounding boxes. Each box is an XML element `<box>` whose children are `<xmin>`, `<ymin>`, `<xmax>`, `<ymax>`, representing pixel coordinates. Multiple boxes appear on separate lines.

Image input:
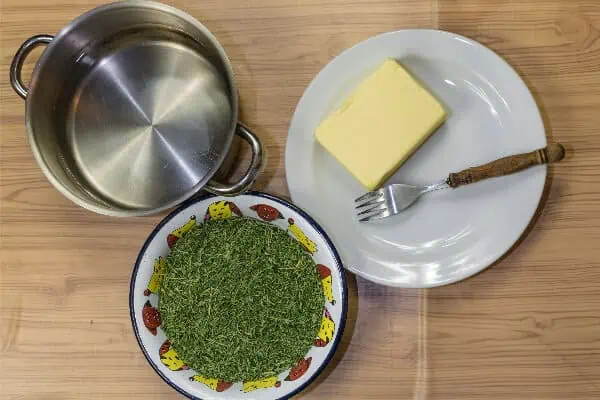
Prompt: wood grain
<box><xmin>1</xmin><ymin>0</ymin><xmax>600</xmax><ymax>399</ymax></box>
<box><xmin>429</xmin><ymin>1</ymin><xmax>600</xmax><ymax>399</ymax></box>
<box><xmin>447</xmin><ymin>144</ymin><xmax>566</xmax><ymax>187</ymax></box>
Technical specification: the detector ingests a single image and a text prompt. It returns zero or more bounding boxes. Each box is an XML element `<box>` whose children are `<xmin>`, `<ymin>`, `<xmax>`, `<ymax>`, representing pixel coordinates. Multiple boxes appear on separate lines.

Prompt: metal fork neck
<box><xmin>421</xmin><ymin>180</ymin><xmax>449</xmax><ymax>194</ymax></box>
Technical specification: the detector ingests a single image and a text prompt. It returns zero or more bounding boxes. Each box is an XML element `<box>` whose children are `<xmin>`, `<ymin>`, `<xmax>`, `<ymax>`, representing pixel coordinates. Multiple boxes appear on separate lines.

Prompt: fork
<box><xmin>355</xmin><ymin>143</ymin><xmax>566</xmax><ymax>222</ymax></box>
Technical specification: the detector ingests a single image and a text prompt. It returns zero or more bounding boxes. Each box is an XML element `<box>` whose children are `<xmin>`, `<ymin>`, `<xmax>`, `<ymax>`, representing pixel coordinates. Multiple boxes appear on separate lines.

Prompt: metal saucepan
<box><xmin>10</xmin><ymin>1</ymin><xmax>263</xmax><ymax>217</ymax></box>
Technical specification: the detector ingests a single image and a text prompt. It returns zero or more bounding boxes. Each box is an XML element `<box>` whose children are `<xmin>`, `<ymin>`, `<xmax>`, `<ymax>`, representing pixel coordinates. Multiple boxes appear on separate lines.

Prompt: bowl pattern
<box><xmin>130</xmin><ymin>192</ymin><xmax>347</xmax><ymax>400</ymax></box>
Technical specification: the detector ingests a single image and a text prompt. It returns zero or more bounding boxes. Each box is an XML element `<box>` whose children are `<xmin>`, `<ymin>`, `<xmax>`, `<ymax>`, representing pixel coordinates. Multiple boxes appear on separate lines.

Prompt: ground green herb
<box><xmin>158</xmin><ymin>217</ymin><xmax>324</xmax><ymax>382</ymax></box>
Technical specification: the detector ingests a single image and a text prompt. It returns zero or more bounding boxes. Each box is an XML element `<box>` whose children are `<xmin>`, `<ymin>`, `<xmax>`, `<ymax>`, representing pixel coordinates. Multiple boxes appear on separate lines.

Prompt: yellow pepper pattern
<box><xmin>287</xmin><ymin>218</ymin><xmax>317</xmax><ymax>254</ymax></box>
<box><xmin>317</xmin><ymin>264</ymin><xmax>335</xmax><ymax>305</ymax></box>
<box><xmin>159</xmin><ymin>341</ymin><xmax>187</xmax><ymax>371</ymax></box>
<box><xmin>192</xmin><ymin>375</ymin><xmax>219</xmax><ymax>390</ymax></box>
<box><xmin>190</xmin><ymin>375</ymin><xmax>232</xmax><ymax>392</ymax></box>
<box><xmin>243</xmin><ymin>376</ymin><xmax>281</xmax><ymax>392</ymax></box>
<box><xmin>204</xmin><ymin>200</ymin><xmax>242</xmax><ymax>221</ymax></box>
<box><xmin>315</xmin><ymin>308</ymin><xmax>335</xmax><ymax>347</ymax></box>
<box><xmin>167</xmin><ymin>215</ymin><xmax>196</xmax><ymax>248</ymax></box>
<box><xmin>144</xmin><ymin>257</ymin><xmax>165</xmax><ymax>296</ymax></box>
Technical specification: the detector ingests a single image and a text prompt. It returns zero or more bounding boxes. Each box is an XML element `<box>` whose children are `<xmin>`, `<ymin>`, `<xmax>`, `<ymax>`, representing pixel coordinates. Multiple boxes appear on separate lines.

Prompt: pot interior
<box><xmin>27</xmin><ymin>2</ymin><xmax>237</xmax><ymax>215</ymax></box>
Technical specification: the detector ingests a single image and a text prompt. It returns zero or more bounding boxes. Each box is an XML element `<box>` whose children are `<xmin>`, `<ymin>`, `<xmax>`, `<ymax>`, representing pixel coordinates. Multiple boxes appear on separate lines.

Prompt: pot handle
<box><xmin>204</xmin><ymin>123</ymin><xmax>264</xmax><ymax>196</ymax></box>
<box><xmin>10</xmin><ymin>34</ymin><xmax>53</xmax><ymax>99</ymax></box>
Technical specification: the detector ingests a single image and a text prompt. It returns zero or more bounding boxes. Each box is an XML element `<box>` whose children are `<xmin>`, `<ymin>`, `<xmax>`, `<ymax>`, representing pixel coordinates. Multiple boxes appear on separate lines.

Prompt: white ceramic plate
<box><xmin>130</xmin><ymin>192</ymin><xmax>347</xmax><ymax>400</ymax></box>
<box><xmin>285</xmin><ymin>29</ymin><xmax>546</xmax><ymax>288</ymax></box>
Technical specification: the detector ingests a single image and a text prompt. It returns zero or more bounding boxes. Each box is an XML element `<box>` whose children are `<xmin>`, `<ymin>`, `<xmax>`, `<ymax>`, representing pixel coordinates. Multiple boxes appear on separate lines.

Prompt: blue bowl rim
<box><xmin>129</xmin><ymin>191</ymin><xmax>349</xmax><ymax>400</ymax></box>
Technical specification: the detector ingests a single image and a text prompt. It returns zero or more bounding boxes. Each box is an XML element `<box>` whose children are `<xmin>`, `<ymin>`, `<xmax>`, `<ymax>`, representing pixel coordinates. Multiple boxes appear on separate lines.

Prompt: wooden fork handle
<box><xmin>447</xmin><ymin>143</ymin><xmax>565</xmax><ymax>188</ymax></box>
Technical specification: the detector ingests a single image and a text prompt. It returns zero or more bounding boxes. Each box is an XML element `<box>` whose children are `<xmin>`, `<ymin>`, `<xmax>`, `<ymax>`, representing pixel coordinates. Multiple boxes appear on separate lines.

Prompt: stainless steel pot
<box><xmin>10</xmin><ymin>1</ymin><xmax>263</xmax><ymax>217</ymax></box>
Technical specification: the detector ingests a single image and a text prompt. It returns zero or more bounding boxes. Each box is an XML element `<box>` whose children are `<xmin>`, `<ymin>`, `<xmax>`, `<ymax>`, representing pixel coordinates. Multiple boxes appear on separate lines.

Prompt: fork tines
<box><xmin>354</xmin><ymin>189</ymin><xmax>389</xmax><ymax>222</ymax></box>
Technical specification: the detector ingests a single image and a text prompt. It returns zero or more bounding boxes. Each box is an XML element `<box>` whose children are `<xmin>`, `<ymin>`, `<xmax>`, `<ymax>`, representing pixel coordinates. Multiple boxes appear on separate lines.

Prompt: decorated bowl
<box><xmin>130</xmin><ymin>191</ymin><xmax>348</xmax><ymax>399</ymax></box>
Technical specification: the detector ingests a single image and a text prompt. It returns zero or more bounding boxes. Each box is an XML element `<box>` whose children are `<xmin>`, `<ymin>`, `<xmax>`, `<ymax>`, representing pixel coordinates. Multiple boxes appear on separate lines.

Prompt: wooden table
<box><xmin>2</xmin><ymin>0</ymin><xmax>600</xmax><ymax>398</ymax></box>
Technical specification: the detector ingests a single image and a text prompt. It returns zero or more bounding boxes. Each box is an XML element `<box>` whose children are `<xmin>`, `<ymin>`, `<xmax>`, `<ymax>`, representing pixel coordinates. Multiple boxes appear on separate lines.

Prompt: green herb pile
<box><xmin>158</xmin><ymin>217</ymin><xmax>324</xmax><ymax>382</ymax></box>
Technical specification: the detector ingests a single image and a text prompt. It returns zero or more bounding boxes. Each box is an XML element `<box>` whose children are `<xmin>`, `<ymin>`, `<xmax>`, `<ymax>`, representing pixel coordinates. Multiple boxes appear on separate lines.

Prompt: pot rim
<box><xmin>24</xmin><ymin>0</ymin><xmax>240</xmax><ymax>217</ymax></box>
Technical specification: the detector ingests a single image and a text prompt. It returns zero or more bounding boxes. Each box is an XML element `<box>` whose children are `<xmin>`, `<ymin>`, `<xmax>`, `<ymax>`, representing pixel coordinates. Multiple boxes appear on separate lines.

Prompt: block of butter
<box><xmin>315</xmin><ymin>59</ymin><xmax>447</xmax><ymax>190</ymax></box>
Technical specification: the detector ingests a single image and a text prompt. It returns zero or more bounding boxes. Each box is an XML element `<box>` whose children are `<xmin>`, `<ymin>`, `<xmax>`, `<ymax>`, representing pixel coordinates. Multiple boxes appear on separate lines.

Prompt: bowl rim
<box><xmin>129</xmin><ymin>191</ymin><xmax>349</xmax><ymax>400</ymax></box>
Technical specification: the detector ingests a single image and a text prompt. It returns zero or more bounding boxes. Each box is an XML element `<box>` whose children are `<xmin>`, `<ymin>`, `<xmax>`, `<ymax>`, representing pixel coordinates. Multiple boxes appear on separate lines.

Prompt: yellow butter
<box><xmin>315</xmin><ymin>59</ymin><xmax>447</xmax><ymax>190</ymax></box>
